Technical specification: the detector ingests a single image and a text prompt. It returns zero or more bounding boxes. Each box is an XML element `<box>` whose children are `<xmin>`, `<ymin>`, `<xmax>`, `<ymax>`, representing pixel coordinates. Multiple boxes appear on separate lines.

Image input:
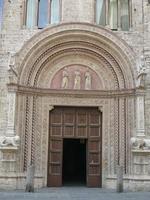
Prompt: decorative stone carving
<box><xmin>136</xmin><ymin>54</ymin><xmax>147</xmax><ymax>88</ymax></box>
<box><xmin>8</xmin><ymin>53</ymin><xmax>18</xmax><ymax>84</ymax></box>
<box><xmin>50</xmin><ymin>65</ymin><xmax>102</xmax><ymax>90</ymax></box>
<box><xmin>85</xmin><ymin>71</ymin><xmax>92</xmax><ymax>90</ymax></box>
<box><xmin>74</xmin><ymin>70</ymin><xmax>81</xmax><ymax>89</ymax></box>
<box><xmin>136</xmin><ymin>96</ymin><xmax>145</xmax><ymax>137</ymax></box>
<box><xmin>0</xmin><ymin>135</ymin><xmax>20</xmax><ymax>147</ymax></box>
<box><xmin>6</xmin><ymin>92</ymin><xmax>16</xmax><ymax>136</ymax></box>
<box><xmin>61</xmin><ymin>68</ymin><xmax>69</xmax><ymax>89</ymax></box>
<box><xmin>49</xmin><ymin>105</ymin><xmax>54</xmax><ymax>111</ymax></box>
<box><xmin>137</xmin><ymin>69</ymin><xmax>147</xmax><ymax>88</ymax></box>
<box><xmin>131</xmin><ymin>137</ymin><xmax>150</xmax><ymax>150</ymax></box>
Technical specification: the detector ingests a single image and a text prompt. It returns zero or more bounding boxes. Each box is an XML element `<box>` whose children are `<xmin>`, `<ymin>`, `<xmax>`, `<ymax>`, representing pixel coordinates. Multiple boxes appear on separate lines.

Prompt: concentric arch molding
<box><xmin>14</xmin><ymin>22</ymin><xmax>136</xmax><ymax>90</ymax></box>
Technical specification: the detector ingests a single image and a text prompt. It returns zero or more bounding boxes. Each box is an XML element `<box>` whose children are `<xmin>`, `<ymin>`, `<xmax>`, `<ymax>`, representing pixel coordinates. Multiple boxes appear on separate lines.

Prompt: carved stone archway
<box><xmin>5</xmin><ymin>23</ymin><xmax>138</xmax><ymax>189</ymax></box>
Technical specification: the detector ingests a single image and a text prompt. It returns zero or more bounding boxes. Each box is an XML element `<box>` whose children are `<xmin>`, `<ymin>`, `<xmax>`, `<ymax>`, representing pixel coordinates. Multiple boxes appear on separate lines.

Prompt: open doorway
<box><xmin>63</xmin><ymin>139</ymin><xmax>86</xmax><ymax>186</ymax></box>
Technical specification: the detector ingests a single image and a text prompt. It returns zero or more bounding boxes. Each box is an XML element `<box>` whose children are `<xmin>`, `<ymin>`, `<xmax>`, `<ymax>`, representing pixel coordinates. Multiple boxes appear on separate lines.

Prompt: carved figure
<box><xmin>0</xmin><ymin>135</ymin><xmax>20</xmax><ymax>147</ymax></box>
<box><xmin>137</xmin><ymin>71</ymin><xmax>147</xmax><ymax>88</ymax></box>
<box><xmin>61</xmin><ymin>68</ymin><xmax>69</xmax><ymax>89</ymax></box>
<box><xmin>131</xmin><ymin>137</ymin><xmax>144</xmax><ymax>149</ymax></box>
<box><xmin>130</xmin><ymin>137</ymin><xmax>150</xmax><ymax>150</ymax></box>
<box><xmin>142</xmin><ymin>139</ymin><xmax>150</xmax><ymax>150</ymax></box>
<box><xmin>136</xmin><ymin>55</ymin><xmax>147</xmax><ymax>88</ymax></box>
<box><xmin>85</xmin><ymin>71</ymin><xmax>92</xmax><ymax>90</ymax></box>
<box><xmin>8</xmin><ymin>53</ymin><xmax>18</xmax><ymax>84</ymax></box>
<box><xmin>74</xmin><ymin>70</ymin><xmax>81</xmax><ymax>89</ymax></box>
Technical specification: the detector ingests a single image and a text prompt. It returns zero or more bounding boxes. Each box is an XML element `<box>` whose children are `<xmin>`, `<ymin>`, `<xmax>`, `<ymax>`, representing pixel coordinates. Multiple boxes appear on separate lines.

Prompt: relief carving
<box><xmin>8</xmin><ymin>53</ymin><xmax>18</xmax><ymax>84</ymax></box>
<box><xmin>61</xmin><ymin>68</ymin><xmax>69</xmax><ymax>89</ymax></box>
<box><xmin>0</xmin><ymin>135</ymin><xmax>20</xmax><ymax>147</ymax></box>
<box><xmin>74</xmin><ymin>70</ymin><xmax>81</xmax><ymax>89</ymax></box>
<box><xmin>131</xmin><ymin>137</ymin><xmax>150</xmax><ymax>150</ymax></box>
<box><xmin>85</xmin><ymin>71</ymin><xmax>92</xmax><ymax>90</ymax></box>
<box><xmin>136</xmin><ymin>55</ymin><xmax>147</xmax><ymax>88</ymax></box>
<box><xmin>51</xmin><ymin>65</ymin><xmax>101</xmax><ymax>90</ymax></box>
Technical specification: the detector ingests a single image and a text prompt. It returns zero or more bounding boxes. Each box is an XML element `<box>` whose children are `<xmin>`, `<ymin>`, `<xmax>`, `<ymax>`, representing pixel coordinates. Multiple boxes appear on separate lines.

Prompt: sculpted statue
<box><xmin>136</xmin><ymin>55</ymin><xmax>147</xmax><ymax>88</ymax></box>
<box><xmin>85</xmin><ymin>71</ymin><xmax>92</xmax><ymax>90</ymax></box>
<box><xmin>131</xmin><ymin>137</ymin><xmax>150</xmax><ymax>150</ymax></box>
<box><xmin>8</xmin><ymin>53</ymin><xmax>18</xmax><ymax>84</ymax></box>
<box><xmin>0</xmin><ymin>135</ymin><xmax>20</xmax><ymax>147</ymax></box>
<box><xmin>74</xmin><ymin>70</ymin><xmax>81</xmax><ymax>89</ymax></box>
<box><xmin>61</xmin><ymin>68</ymin><xmax>69</xmax><ymax>89</ymax></box>
<box><xmin>137</xmin><ymin>71</ymin><xmax>146</xmax><ymax>88</ymax></box>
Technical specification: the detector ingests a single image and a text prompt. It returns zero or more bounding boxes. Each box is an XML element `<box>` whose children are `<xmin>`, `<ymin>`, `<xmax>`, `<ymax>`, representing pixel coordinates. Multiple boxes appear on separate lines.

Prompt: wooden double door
<box><xmin>47</xmin><ymin>107</ymin><xmax>102</xmax><ymax>187</ymax></box>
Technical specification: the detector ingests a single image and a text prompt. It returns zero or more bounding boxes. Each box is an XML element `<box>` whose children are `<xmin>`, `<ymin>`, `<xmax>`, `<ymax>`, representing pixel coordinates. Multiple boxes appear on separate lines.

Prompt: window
<box><xmin>26</xmin><ymin>0</ymin><xmax>37</xmax><ymax>28</ymax></box>
<box><xmin>26</xmin><ymin>0</ymin><xmax>60</xmax><ymax>29</ymax></box>
<box><xmin>96</xmin><ymin>0</ymin><xmax>106</xmax><ymax>26</ymax></box>
<box><xmin>96</xmin><ymin>0</ymin><xmax>130</xmax><ymax>31</ymax></box>
<box><xmin>51</xmin><ymin>0</ymin><xmax>60</xmax><ymax>24</ymax></box>
<box><xmin>109</xmin><ymin>0</ymin><xmax>118</xmax><ymax>30</ymax></box>
<box><xmin>0</xmin><ymin>0</ymin><xmax>4</xmax><ymax>30</ymax></box>
<box><xmin>38</xmin><ymin>0</ymin><xmax>49</xmax><ymax>28</ymax></box>
<box><xmin>120</xmin><ymin>0</ymin><xmax>129</xmax><ymax>31</ymax></box>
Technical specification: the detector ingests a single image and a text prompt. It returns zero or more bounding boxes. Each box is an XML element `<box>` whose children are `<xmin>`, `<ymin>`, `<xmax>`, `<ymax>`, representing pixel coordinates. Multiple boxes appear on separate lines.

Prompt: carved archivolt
<box><xmin>10</xmin><ymin>23</ymin><xmax>137</xmax><ymax>179</ymax></box>
<box><xmin>14</xmin><ymin>23</ymin><xmax>136</xmax><ymax>90</ymax></box>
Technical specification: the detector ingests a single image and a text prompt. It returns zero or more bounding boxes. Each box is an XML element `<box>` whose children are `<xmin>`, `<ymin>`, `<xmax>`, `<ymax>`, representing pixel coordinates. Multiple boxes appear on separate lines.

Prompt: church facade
<box><xmin>0</xmin><ymin>0</ymin><xmax>150</xmax><ymax>191</ymax></box>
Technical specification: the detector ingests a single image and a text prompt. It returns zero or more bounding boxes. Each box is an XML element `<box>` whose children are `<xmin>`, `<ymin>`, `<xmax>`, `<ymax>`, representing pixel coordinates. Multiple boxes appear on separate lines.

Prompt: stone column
<box><xmin>136</xmin><ymin>96</ymin><xmax>145</xmax><ymax>137</ymax></box>
<box><xmin>116</xmin><ymin>165</ymin><xmax>123</xmax><ymax>193</ymax></box>
<box><xmin>0</xmin><ymin>91</ymin><xmax>19</xmax><ymax>173</ymax></box>
<box><xmin>6</xmin><ymin>92</ymin><xmax>16</xmax><ymax>136</ymax></box>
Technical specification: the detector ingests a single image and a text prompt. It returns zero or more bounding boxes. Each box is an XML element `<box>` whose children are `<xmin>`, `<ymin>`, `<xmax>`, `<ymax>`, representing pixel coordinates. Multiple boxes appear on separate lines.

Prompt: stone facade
<box><xmin>0</xmin><ymin>0</ymin><xmax>150</xmax><ymax>191</ymax></box>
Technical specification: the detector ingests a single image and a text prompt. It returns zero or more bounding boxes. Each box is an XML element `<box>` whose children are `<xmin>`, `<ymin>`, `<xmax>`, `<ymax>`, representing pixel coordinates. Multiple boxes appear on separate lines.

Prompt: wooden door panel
<box><xmin>63</xmin><ymin>109</ymin><xmax>75</xmax><ymax>137</ymax></box>
<box><xmin>48</xmin><ymin>107</ymin><xmax>102</xmax><ymax>187</ymax></box>
<box><xmin>48</xmin><ymin>136</ymin><xmax>62</xmax><ymax>186</ymax></box>
<box><xmin>87</xmin><ymin>138</ymin><xmax>101</xmax><ymax>187</ymax></box>
<box><xmin>76</xmin><ymin>110</ymin><xmax>88</xmax><ymax>137</ymax></box>
<box><xmin>50</xmin><ymin>109</ymin><xmax>63</xmax><ymax>137</ymax></box>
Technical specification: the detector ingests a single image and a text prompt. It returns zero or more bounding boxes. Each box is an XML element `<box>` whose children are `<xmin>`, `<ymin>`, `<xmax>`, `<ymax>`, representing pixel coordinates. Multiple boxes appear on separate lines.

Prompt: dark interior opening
<box><xmin>63</xmin><ymin>139</ymin><xmax>86</xmax><ymax>186</ymax></box>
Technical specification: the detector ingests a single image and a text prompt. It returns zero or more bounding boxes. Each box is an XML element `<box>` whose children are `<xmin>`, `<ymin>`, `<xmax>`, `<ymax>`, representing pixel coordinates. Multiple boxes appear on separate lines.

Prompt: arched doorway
<box><xmin>8</xmin><ymin>23</ymin><xmax>136</xmax><ymax>188</ymax></box>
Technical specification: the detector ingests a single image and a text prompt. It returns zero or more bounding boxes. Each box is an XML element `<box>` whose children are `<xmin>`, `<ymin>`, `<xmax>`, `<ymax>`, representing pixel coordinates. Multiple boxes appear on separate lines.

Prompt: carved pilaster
<box><xmin>0</xmin><ymin>147</ymin><xmax>18</xmax><ymax>173</ymax></box>
<box><xmin>6</xmin><ymin>92</ymin><xmax>16</xmax><ymax>136</ymax></box>
<box><xmin>136</xmin><ymin>96</ymin><xmax>145</xmax><ymax>137</ymax></box>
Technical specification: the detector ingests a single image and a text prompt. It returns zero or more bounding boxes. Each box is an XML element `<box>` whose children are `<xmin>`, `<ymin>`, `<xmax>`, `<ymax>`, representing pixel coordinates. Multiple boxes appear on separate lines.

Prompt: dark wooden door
<box><xmin>48</xmin><ymin>107</ymin><xmax>102</xmax><ymax>187</ymax></box>
<box><xmin>47</xmin><ymin>109</ymin><xmax>63</xmax><ymax>186</ymax></box>
<box><xmin>87</xmin><ymin>109</ymin><xmax>102</xmax><ymax>187</ymax></box>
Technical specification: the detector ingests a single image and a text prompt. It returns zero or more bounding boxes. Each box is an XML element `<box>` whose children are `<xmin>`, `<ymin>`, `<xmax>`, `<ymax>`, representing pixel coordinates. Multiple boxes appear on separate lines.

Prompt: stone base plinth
<box><xmin>0</xmin><ymin>173</ymin><xmax>44</xmax><ymax>190</ymax></box>
<box><xmin>105</xmin><ymin>176</ymin><xmax>150</xmax><ymax>192</ymax></box>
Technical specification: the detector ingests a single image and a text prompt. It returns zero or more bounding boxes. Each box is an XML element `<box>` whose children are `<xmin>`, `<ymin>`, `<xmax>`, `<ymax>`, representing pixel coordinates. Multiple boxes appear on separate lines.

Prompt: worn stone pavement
<box><xmin>0</xmin><ymin>187</ymin><xmax>150</xmax><ymax>200</ymax></box>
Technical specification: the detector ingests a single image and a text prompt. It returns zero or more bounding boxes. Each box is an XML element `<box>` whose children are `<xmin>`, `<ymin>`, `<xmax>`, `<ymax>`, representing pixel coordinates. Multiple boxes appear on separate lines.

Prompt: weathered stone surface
<box><xmin>0</xmin><ymin>0</ymin><xmax>150</xmax><ymax>191</ymax></box>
